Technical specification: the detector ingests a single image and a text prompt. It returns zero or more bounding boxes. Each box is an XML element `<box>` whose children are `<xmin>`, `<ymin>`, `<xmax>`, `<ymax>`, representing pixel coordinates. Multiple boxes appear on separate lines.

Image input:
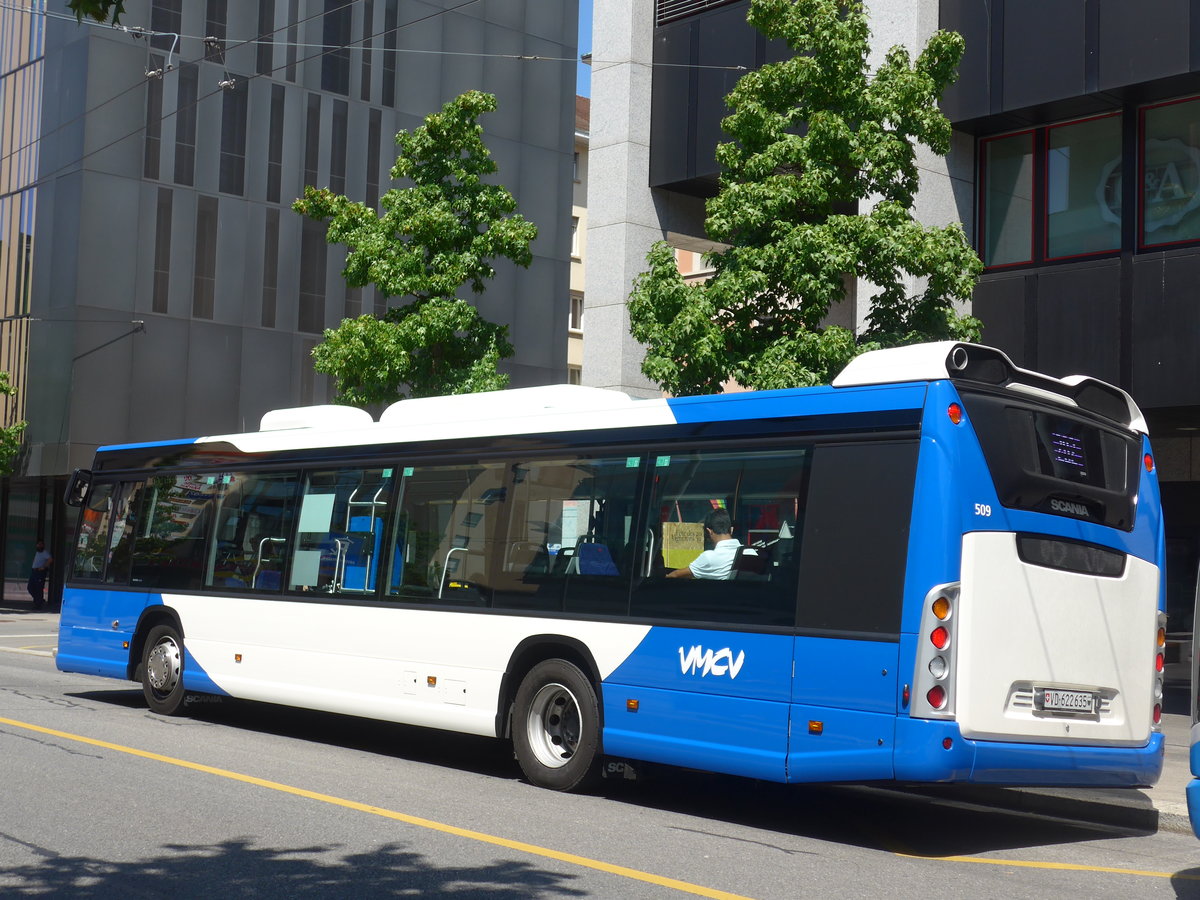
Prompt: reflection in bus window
<box><xmin>71</xmin><ymin>482</ymin><xmax>115</xmax><ymax>580</ymax></box>
<box><xmin>105</xmin><ymin>481</ymin><xmax>148</xmax><ymax>586</ymax></box>
<box><xmin>129</xmin><ymin>475</ymin><xmax>220</xmax><ymax>590</ymax></box>
<box><xmin>207</xmin><ymin>471</ymin><xmax>299</xmax><ymax>592</ymax></box>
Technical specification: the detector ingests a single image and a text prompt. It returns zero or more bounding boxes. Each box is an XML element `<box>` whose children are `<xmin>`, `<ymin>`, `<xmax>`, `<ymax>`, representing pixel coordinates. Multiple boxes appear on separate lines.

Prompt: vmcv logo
<box><xmin>1050</xmin><ymin>498</ymin><xmax>1090</xmax><ymax>517</ymax></box>
<box><xmin>679</xmin><ymin>645</ymin><xmax>745</xmax><ymax>679</ymax></box>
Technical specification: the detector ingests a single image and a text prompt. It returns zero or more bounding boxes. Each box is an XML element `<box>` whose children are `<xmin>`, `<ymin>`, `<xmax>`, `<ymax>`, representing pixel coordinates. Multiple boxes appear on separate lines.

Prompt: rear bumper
<box><xmin>895</xmin><ymin>717</ymin><xmax>1164</xmax><ymax>787</ymax></box>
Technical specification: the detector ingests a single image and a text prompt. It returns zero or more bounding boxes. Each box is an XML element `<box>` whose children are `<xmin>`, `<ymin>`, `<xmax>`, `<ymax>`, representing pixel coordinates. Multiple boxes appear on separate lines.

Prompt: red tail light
<box><xmin>1156</xmin><ymin>653</ymin><xmax>1164</xmax><ymax>673</ymax></box>
<box><xmin>1153</xmin><ymin>704</ymin><xmax>1162</xmax><ymax>725</ymax></box>
<box><xmin>930</xmin><ymin>626</ymin><xmax>949</xmax><ymax>650</ymax></box>
<box><xmin>927</xmin><ymin>685</ymin><xmax>946</xmax><ymax>709</ymax></box>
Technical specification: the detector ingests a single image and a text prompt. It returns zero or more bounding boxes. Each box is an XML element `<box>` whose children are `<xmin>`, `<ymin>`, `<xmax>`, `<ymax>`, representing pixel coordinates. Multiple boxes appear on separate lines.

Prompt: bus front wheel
<box><xmin>142</xmin><ymin>624</ymin><xmax>187</xmax><ymax>716</ymax></box>
<box><xmin>512</xmin><ymin>659</ymin><xmax>600</xmax><ymax>791</ymax></box>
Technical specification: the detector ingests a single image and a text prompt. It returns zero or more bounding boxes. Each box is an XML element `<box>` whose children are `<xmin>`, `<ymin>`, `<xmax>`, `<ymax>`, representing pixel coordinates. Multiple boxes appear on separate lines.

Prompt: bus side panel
<box><xmin>1189</xmin><ymin>724</ymin><xmax>1200</xmax><ymax>838</ymax></box>
<box><xmin>786</xmin><ymin>637</ymin><xmax>899</xmax><ymax>781</ymax></box>
<box><xmin>57</xmin><ymin>587</ymin><xmax>149</xmax><ymax>680</ymax></box>
<box><xmin>602</xmin><ymin>627</ymin><xmax>793</xmax><ymax>782</ymax></box>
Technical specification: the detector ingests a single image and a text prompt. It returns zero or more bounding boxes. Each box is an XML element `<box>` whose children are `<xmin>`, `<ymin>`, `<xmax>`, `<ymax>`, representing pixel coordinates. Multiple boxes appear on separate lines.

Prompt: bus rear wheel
<box><xmin>512</xmin><ymin>659</ymin><xmax>600</xmax><ymax>791</ymax></box>
<box><xmin>142</xmin><ymin>624</ymin><xmax>187</xmax><ymax>716</ymax></box>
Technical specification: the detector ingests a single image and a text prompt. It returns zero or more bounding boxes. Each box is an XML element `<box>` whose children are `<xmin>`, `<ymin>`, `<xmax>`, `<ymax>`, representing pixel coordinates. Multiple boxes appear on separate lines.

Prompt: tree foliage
<box><xmin>0</xmin><ymin>371</ymin><xmax>27</xmax><ymax>477</ymax></box>
<box><xmin>629</xmin><ymin>0</ymin><xmax>982</xmax><ymax>394</ymax></box>
<box><xmin>294</xmin><ymin>90</ymin><xmax>537</xmax><ymax>406</ymax></box>
<box><xmin>67</xmin><ymin>1</ymin><xmax>125</xmax><ymax>23</ymax></box>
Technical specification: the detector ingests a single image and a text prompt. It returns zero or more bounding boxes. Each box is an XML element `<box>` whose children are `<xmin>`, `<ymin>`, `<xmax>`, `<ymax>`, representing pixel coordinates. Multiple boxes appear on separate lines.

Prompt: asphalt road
<box><xmin>2</xmin><ymin>612</ymin><xmax>1199</xmax><ymax>899</ymax></box>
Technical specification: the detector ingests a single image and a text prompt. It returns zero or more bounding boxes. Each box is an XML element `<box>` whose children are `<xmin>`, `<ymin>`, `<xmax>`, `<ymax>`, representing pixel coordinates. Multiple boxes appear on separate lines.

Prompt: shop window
<box><xmin>980</xmin><ymin>131</ymin><xmax>1034</xmax><ymax>268</ymax></box>
<box><xmin>1141</xmin><ymin>97</ymin><xmax>1200</xmax><ymax>248</ymax></box>
<box><xmin>1047</xmin><ymin>114</ymin><xmax>1122</xmax><ymax>260</ymax></box>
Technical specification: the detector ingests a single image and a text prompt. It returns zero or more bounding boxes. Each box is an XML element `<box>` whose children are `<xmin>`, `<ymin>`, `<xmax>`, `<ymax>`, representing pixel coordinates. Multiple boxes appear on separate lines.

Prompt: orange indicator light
<box><xmin>1144</xmin><ymin>453</ymin><xmax>1154</xmax><ymax>472</ymax></box>
<box><xmin>947</xmin><ymin>403</ymin><xmax>963</xmax><ymax>425</ymax></box>
<box><xmin>234</xmin><ymin>653</ymin><xmax>242</xmax><ymax>663</ymax></box>
<box><xmin>427</xmin><ymin>676</ymin><xmax>437</xmax><ymax>687</ymax></box>
<box><xmin>932</xmin><ymin>596</ymin><xmax>951</xmax><ymax>620</ymax></box>
<box><xmin>808</xmin><ymin>721</ymin><xmax>824</xmax><ymax>735</ymax></box>
<box><xmin>626</xmin><ymin>699</ymin><xmax>639</xmax><ymax>712</ymax></box>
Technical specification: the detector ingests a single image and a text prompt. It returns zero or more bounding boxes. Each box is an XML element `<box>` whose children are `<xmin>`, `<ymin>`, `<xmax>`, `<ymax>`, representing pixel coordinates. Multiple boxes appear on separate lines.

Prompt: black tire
<box><xmin>511</xmin><ymin>659</ymin><xmax>601</xmax><ymax>791</ymax></box>
<box><xmin>141</xmin><ymin>623</ymin><xmax>187</xmax><ymax>716</ymax></box>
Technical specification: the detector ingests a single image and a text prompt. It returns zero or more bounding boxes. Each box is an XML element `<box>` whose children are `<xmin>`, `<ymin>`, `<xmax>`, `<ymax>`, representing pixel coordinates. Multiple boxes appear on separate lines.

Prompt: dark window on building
<box><xmin>978</xmin><ymin>102</ymin><xmax>1200</xmax><ymax>266</ymax></box>
<box><xmin>322</xmin><ymin>0</ymin><xmax>352</xmax><ymax>95</ymax></box>
<box><xmin>1141</xmin><ymin>97</ymin><xmax>1200</xmax><ymax>249</ymax></box>
<box><xmin>267</xmin><ymin>84</ymin><xmax>285</xmax><ymax>203</ymax></box>
<box><xmin>569</xmin><ymin>293</ymin><xmax>583</xmax><ymax>333</ymax></box>
<box><xmin>256</xmin><ymin>0</ymin><xmax>276</xmax><ymax>75</ymax></box>
<box><xmin>382</xmin><ymin>0</ymin><xmax>397</xmax><ymax>107</ymax></box>
<box><xmin>360</xmin><ymin>0</ymin><xmax>375</xmax><ymax>103</ymax></box>
<box><xmin>205</xmin><ymin>0</ymin><xmax>227</xmax><ymax>59</ymax></box>
<box><xmin>329</xmin><ymin>100</ymin><xmax>348</xmax><ymax>194</ymax></box>
<box><xmin>144</xmin><ymin>55</ymin><xmax>164</xmax><ymax>179</ymax></box>
<box><xmin>174</xmin><ymin>63</ymin><xmax>198</xmax><ymax>186</ymax></box>
<box><xmin>193</xmin><ymin>196</ymin><xmax>219</xmax><ymax>319</ymax></box>
<box><xmin>299</xmin><ymin>217</ymin><xmax>327</xmax><ymax>333</ymax></box>
<box><xmin>794</xmin><ymin>441</ymin><xmax>918</xmax><ymax>637</ymax></box>
<box><xmin>263</xmin><ymin>208</ymin><xmax>280</xmax><ymax>328</ymax></box>
<box><xmin>150</xmin><ymin>0</ymin><xmax>181</xmax><ymax>52</ymax></box>
<box><xmin>152</xmin><ymin>188</ymin><xmax>173</xmax><ymax>314</ymax></box>
<box><xmin>366</xmin><ymin>107</ymin><xmax>382</xmax><ymax>209</ymax></box>
<box><xmin>286</xmin><ymin>0</ymin><xmax>299</xmax><ymax>81</ymax></box>
<box><xmin>219</xmin><ymin>76</ymin><xmax>249</xmax><ymax>195</ymax></box>
<box><xmin>303</xmin><ymin>93</ymin><xmax>321</xmax><ymax>191</ymax></box>
<box><xmin>345</xmin><ymin>284</ymin><xmax>361</xmax><ymax>318</ymax></box>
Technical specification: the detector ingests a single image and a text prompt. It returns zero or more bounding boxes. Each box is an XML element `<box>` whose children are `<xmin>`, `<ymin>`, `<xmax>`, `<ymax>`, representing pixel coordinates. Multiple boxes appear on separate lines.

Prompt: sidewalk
<box><xmin>8</xmin><ymin>599</ymin><xmax>1195</xmax><ymax>834</ymax></box>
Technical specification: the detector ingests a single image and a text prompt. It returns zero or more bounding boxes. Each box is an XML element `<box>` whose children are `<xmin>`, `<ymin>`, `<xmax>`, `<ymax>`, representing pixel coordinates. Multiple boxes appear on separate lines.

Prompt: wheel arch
<box><xmin>496</xmin><ymin>634</ymin><xmax>603</xmax><ymax>739</ymax></box>
<box><xmin>128</xmin><ymin>605</ymin><xmax>183</xmax><ymax>682</ymax></box>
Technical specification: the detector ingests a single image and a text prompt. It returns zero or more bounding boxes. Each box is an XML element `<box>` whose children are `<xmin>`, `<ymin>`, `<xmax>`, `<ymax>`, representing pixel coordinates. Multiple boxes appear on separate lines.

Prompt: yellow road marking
<box><xmin>0</xmin><ymin>716</ymin><xmax>751</xmax><ymax>900</ymax></box>
<box><xmin>900</xmin><ymin>852</ymin><xmax>1200</xmax><ymax>880</ymax></box>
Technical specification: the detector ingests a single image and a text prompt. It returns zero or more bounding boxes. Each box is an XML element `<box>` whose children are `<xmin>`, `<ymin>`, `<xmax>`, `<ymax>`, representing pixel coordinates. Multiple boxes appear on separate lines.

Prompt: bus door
<box><xmin>786</xmin><ymin>440</ymin><xmax>919</xmax><ymax>783</ymax></box>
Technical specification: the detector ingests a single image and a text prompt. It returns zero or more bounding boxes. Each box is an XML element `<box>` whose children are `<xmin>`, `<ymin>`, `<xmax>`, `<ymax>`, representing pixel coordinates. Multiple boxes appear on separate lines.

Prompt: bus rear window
<box><xmin>959</xmin><ymin>389</ymin><xmax>1140</xmax><ymax>530</ymax></box>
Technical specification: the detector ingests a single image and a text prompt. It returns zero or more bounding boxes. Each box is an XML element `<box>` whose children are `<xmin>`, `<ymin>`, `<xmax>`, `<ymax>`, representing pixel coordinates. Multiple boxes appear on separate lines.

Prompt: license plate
<box><xmin>1035</xmin><ymin>687</ymin><xmax>1097</xmax><ymax>714</ymax></box>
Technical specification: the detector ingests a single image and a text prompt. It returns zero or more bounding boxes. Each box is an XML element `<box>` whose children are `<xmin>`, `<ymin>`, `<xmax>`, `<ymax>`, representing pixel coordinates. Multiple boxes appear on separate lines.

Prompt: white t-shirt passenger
<box><xmin>688</xmin><ymin>538</ymin><xmax>741</xmax><ymax>580</ymax></box>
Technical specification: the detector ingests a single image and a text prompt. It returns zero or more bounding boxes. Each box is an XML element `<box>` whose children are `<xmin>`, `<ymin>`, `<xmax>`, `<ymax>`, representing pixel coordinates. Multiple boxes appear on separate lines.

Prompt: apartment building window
<box><xmin>266</xmin><ymin>84</ymin><xmax>285</xmax><ymax>203</ymax></box>
<box><xmin>150</xmin><ymin>0</ymin><xmax>180</xmax><ymax>51</ymax></box>
<box><xmin>262</xmin><ymin>209</ymin><xmax>279</xmax><ymax>328</ymax></box>
<box><xmin>382</xmin><ymin>0</ymin><xmax>398</xmax><ymax>107</ymax></box>
<box><xmin>299</xmin><ymin>218</ymin><xmax>327</xmax><ymax>333</ymax></box>
<box><xmin>568</xmin><ymin>366</ymin><xmax>582</xmax><ymax>385</ymax></box>
<box><xmin>573</xmin><ymin>152</ymin><xmax>580</xmax><ymax>182</ymax></box>
<box><xmin>219</xmin><ymin>76</ymin><xmax>249</xmax><ymax>195</ymax></box>
<box><xmin>256</xmin><ymin>0</ymin><xmax>275</xmax><ymax>76</ymax></box>
<box><xmin>1142</xmin><ymin>97</ymin><xmax>1200</xmax><ymax>249</ymax></box>
<box><xmin>360</xmin><ymin>0</ymin><xmax>375</xmax><ymax>102</ymax></box>
<box><xmin>205</xmin><ymin>0</ymin><xmax>227</xmax><ymax>59</ymax></box>
<box><xmin>193</xmin><ymin>196</ymin><xmax>218</xmax><ymax>319</ymax></box>
<box><xmin>366</xmin><ymin>108</ymin><xmax>382</xmax><ymax>210</ymax></box>
<box><xmin>569</xmin><ymin>293</ymin><xmax>583</xmax><ymax>333</ymax></box>
<box><xmin>571</xmin><ymin>216</ymin><xmax>580</xmax><ymax>258</ymax></box>
<box><xmin>322</xmin><ymin>0</ymin><xmax>352</xmax><ymax>95</ymax></box>
<box><xmin>174</xmin><ymin>64</ymin><xmax>198</xmax><ymax>186</ymax></box>
<box><xmin>303</xmin><ymin>93</ymin><xmax>321</xmax><ymax>191</ymax></box>
<box><xmin>285</xmin><ymin>0</ymin><xmax>299</xmax><ymax>82</ymax></box>
<box><xmin>144</xmin><ymin>55</ymin><xmax>164</xmax><ymax>179</ymax></box>
<box><xmin>329</xmin><ymin>100</ymin><xmax>348</xmax><ymax>195</ymax></box>
<box><xmin>152</xmin><ymin>188</ymin><xmax>173</xmax><ymax>314</ymax></box>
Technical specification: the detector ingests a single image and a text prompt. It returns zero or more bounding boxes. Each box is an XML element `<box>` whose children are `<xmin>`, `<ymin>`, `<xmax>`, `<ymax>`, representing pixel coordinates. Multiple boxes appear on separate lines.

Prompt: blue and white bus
<box><xmin>58</xmin><ymin>342</ymin><xmax>1165</xmax><ymax>791</ymax></box>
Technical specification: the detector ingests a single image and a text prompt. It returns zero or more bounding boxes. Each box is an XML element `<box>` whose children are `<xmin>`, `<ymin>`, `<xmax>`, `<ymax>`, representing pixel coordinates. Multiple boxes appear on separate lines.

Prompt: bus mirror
<box><xmin>64</xmin><ymin>469</ymin><xmax>92</xmax><ymax>508</ymax></box>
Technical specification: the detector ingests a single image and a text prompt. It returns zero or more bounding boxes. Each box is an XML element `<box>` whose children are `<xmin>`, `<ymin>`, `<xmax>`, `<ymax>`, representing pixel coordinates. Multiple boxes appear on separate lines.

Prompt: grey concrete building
<box><xmin>0</xmin><ymin>0</ymin><xmax>578</xmax><ymax>601</ymax></box>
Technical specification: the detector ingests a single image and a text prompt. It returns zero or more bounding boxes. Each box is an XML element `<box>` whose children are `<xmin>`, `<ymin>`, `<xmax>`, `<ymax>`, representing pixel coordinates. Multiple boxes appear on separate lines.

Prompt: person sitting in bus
<box><xmin>667</xmin><ymin>509</ymin><xmax>740</xmax><ymax>580</ymax></box>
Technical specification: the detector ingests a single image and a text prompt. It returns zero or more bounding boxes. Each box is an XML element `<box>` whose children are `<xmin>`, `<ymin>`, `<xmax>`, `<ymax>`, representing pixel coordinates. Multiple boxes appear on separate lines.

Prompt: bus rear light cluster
<box><xmin>1153</xmin><ymin>613</ymin><xmax>1166</xmax><ymax>730</ymax></box>
<box><xmin>913</xmin><ymin>583</ymin><xmax>960</xmax><ymax>720</ymax></box>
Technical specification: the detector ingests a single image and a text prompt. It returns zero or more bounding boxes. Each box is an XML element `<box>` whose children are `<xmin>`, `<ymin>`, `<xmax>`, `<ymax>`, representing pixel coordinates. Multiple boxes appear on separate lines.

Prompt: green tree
<box><xmin>629</xmin><ymin>0</ymin><xmax>982</xmax><ymax>395</ymax></box>
<box><xmin>0</xmin><ymin>372</ymin><xmax>27</xmax><ymax>476</ymax></box>
<box><xmin>67</xmin><ymin>1</ymin><xmax>125</xmax><ymax>23</ymax></box>
<box><xmin>294</xmin><ymin>90</ymin><xmax>537</xmax><ymax>406</ymax></box>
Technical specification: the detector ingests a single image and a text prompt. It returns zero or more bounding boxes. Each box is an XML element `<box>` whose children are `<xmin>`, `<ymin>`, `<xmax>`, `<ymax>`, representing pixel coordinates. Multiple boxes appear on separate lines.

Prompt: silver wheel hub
<box><xmin>525</xmin><ymin>682</ymin><xmax>581</xmax><ymax>769</ymax></box>
<box><xmin>146</xmin><ymin>637</ymin><xmax>181</xmax><ymax>694</ymax></box>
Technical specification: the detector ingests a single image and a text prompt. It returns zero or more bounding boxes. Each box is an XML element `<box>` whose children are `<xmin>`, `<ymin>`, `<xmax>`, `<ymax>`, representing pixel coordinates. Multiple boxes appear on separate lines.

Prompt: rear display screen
<box><xmin>1032</xmin><ymin>414</ymin><xmax>1106</xmax><ymax>487</ymax></box>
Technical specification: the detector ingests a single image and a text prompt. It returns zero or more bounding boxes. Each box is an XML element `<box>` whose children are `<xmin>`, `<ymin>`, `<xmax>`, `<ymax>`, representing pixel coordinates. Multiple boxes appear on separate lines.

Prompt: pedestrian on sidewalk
<box><xmin>27</xmin><ymin>539</ymin><xmax>52</xmax><ymax>609</ymax></box>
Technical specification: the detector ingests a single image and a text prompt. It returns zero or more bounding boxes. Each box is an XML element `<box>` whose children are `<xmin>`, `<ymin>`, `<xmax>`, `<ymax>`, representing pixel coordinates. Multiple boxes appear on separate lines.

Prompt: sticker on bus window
<box><xmin>383</xmin><ymin>468</ymin><xmax>393</xmax><ymax>478</ymax></box>
<box><xmin>656</xmin><ymin>456</ymin><xmax>671</xmax><ymax>467</ymax></box>
<box><xmin>403</xmin><ymin>467</ymin><xmax>414</xmax><ymax>477</ymax></box>
<box><xmin>626</xmin><ymin>457</ymin><xmax>639</xmax><ymax>468</ymax></box>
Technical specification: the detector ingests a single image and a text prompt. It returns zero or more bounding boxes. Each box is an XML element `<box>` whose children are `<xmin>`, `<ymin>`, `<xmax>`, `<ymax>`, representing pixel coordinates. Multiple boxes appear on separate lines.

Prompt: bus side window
<box><xmin>288</xmin><ymin>467</ymin><xmax>392</xmax><ymax>595</ymax></box>
<box><xmin>206</xmin><ymin>471</ymin><xmax>299</xmax><ymax>592</ymax></box>
<box><xmin>71</xmin><ymin>482</ymin><xmax>116</xmax><ymax>580</ymax></box>
<box><xmin>105</xmin><ymin>481</ymin><xmax>148</xmax><ymax>586</ymax></box>
<box><xmin>795</xmin><ymin>441</ymin><xmax>918</xmax><ymax>636</ymax></box>
<box><xmin>630</xmin><ymin>447</ymin><xmax>808</xmax><ymax>627</ymax></box>
<box><xmin>128</xmin><ymin>475</ymin><xmax>218</xmax><ymax>590</ymax></box>
<box><xmin>386</xmin><ymin>462</ymin><xmax>506</xmax><ymax>607</ymax></box>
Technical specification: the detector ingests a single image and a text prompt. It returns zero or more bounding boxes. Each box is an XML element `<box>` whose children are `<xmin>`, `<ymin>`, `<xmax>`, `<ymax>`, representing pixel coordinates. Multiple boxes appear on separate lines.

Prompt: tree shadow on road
<box><xmin>0</xmin><ymin>837</ymin><xmax>587</xmax><ymax>898</ymax></box>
